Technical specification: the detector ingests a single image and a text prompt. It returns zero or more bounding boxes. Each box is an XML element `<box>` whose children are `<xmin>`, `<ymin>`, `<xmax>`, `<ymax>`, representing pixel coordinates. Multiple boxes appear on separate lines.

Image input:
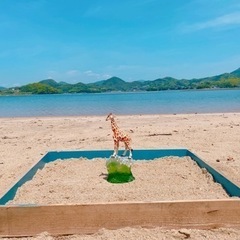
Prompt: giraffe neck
<box><xmin>110</xmin><ymin>118</ymin><xmax>119</xmax><ymax>134</ymax></box>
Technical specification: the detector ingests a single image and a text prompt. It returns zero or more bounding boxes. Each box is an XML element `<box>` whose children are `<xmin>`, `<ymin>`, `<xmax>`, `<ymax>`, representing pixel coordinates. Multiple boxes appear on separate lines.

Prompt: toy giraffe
<box><xmin>106</xmin><ymin>113</ymin><xmax>133</xmax><ymax>159</ymax></box>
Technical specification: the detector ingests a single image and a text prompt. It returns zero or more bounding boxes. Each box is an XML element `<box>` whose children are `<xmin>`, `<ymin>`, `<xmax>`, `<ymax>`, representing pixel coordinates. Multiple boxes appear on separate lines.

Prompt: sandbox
<box><xmin>8</xmin><ymin>157</ymin><xmax>229</xmax><ymax>205</ymax></box>
<box><xmin>0</xmin><ymin>149</ymin><xmax>240</xmax><ymax>237</ymax></box>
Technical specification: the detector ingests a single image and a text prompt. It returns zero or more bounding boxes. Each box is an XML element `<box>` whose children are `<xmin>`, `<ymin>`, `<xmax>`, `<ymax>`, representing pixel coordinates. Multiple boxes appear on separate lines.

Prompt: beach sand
<box><xmin>0</xmin><ymin>113</ymin><xmax>240</xmax><ymax>239</ymax></box>
<box><xmin>7</xmin><ymin>157</ymin><xmax>228</xmax><ymax>205</ymax></box>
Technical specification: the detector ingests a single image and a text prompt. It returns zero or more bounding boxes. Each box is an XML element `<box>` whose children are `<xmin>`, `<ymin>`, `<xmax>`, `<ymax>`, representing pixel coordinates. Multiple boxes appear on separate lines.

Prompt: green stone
<box><xmin>106</xmin><ymin>157</ymin><xmax>135</xmax><ymax>184</ymax></box>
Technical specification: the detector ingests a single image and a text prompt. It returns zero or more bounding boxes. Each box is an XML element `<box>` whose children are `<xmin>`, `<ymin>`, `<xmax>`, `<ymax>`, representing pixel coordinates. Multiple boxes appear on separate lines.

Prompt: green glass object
<box><xmin>106</xmin><ymin>156</ymin><xmax>135</xmax><ymax>183</ymax></box>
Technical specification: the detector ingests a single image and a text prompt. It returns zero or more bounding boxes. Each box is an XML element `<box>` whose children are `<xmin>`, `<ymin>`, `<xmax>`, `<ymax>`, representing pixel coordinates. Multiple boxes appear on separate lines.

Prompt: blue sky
<box><xmin>0</xmin><ymin>0</ymin><xmax>240</xmax><ymax>87</ymax></box>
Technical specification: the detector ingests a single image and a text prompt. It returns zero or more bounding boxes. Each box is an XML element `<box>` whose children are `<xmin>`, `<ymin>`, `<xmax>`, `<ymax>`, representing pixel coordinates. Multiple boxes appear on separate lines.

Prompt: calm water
<box><xmin>0</xmin><ymin>89</ymin><xmax>240</xmax><ymax>117</ymax></box>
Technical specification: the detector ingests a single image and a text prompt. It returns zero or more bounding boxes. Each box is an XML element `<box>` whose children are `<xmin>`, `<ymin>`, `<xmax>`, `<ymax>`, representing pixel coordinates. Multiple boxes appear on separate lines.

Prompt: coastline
<box><xmin>0</xmin><ymin>113</ymin><xmax>240</xmax><ymax>239</ymax></box>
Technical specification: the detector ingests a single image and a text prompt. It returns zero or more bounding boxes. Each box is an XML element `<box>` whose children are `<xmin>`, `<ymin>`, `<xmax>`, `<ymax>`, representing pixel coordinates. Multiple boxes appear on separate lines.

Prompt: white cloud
<box><xmin>102</xmin><ymin>74</ymin><xmax>112</xmax><ymax>79</ymax></box>
<box><xmin>66</xmin><ymin>70</ymin><xmax>79</xmax><ymax>76</ymax></box>
<box><xmin>84</xmin><ymin>70</ymin><xmax>111</xmax><ymax>79</ymax></box>
<box><xmin>47</xmin><ymin>70</ymin><xmax>58</xmax><ymax>79</ymax></box>
<box><xmin>84</xmin><ymin>70</ymin><xmax>98</xmax><ymax>76</ymax></box>
<box><xmin>183</xmin><ymin>11</ymin><xmax>240</xmax><ymax>32</ymax></box>
<box><xmin>44</xmin><ymin>69</ymin><xmax>112</xmax><ymax>83</ymax></box>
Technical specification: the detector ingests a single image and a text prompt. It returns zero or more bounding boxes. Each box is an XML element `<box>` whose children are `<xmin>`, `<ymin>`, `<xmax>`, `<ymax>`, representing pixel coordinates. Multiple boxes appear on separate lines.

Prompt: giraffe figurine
<box><xmin>106</xmin><ymin>113</ymin><xmax>133</xmax><ymax>159</ymax></box>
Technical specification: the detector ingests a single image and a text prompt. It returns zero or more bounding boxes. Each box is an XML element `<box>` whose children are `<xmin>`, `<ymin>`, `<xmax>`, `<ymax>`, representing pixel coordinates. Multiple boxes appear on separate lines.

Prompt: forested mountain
<box><xmin>1</xmin><ymin>68</ymin><xmax>240</xmax><ymax>95</ymax></box>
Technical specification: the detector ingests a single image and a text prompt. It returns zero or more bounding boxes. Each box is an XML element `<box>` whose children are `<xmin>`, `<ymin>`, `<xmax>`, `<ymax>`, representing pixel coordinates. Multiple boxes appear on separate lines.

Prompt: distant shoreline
<box><xmin>1</xmin><ymin>87</ymin><xmax>240</xmax><ymax>97</ymax></box>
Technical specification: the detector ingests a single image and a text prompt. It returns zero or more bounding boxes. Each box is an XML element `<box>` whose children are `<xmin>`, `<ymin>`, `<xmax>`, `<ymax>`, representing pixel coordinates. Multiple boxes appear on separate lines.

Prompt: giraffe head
<box><xmin>106</xmin><ymin>113</ymin><xmax>115</xmax><ymax>121</ymax></box>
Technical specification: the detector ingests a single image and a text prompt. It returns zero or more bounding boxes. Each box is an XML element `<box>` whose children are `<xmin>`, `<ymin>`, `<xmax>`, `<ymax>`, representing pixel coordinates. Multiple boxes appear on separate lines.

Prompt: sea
<box><xmin>0</xmin><ymin>89</ymin><xmax>240</xmax><ymax>117</ymax></box>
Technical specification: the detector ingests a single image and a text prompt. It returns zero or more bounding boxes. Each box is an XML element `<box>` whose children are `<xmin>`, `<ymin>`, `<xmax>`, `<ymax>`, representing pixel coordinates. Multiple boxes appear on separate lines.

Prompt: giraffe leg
<box><xmin>129</xmin><ymin>149</ymin><xmax>133</xmax><ymax>159</ymax></box>
<box><xmin>123</xmin><ymin>140</ymin><xmax>132</xmax><ymax>159</ymax></box>
<box><xmin>122</xmin><ymin>150</ymin><xmax>127</xmax><ymax>156</ymax></box>
<box><xmin>128</xmin><ymin>141</ymin><xmax>133</xmax><ymax>159</ymax></box>
<box><xmin>112</xmin><ymin>140</ymin><xmax>119</xmax><ymax>157</ymax></box>
<box><xmin>122</xmin><ymin>142</ymin><xmax>128</xmax><ymax>157</ymax></box>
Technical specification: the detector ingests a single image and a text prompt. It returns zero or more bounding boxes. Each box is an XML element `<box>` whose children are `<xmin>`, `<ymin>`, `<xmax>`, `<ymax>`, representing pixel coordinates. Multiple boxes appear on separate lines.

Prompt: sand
<box><xmin>0</xmin><ymin>113</ymin><xmax>240</xmax><ymax>239</ymax></box>
<box><xmin>8</xmin><ymin>157</ymin><xmax>228</xmax><ymax>205</ymax></box>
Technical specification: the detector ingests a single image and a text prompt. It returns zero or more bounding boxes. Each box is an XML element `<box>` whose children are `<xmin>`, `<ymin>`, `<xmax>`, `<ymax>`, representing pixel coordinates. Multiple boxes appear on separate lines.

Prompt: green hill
<box><xmin>231</xmin><ymin>67</ymin><xmax>240</xmax><ymax>77</ymax></box>
<box><xmin>91</xmin><ymin>77</ymin><xmax>129</xmax><ymax>91</ymax></box>
<box><xmin>20</xmin><ymin>82</ymin><xmax>60</xmax><ymax>94</ymax></box>
<box><xmin>1</xmin><ymin>67</ymin><xmax>240</xmax><ymax>94</ymax></box>
<box><xmin>39</xmin><ymin>79</ymin><xmax>59</xmax><ymax>87</ymax></box>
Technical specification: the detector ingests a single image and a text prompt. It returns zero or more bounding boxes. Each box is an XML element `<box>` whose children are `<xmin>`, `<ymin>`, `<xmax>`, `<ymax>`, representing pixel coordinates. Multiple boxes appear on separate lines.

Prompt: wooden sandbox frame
<box><xmin>0</xmin><ymin>148</ymin><xmax>240</xmax><ymax>237</ymax></box>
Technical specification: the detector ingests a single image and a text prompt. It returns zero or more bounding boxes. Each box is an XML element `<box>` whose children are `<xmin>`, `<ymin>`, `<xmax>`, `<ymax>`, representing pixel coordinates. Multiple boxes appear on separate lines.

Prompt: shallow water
<box><xmin>0</xmin><ymin>89</ymin><xmax>240</xmax><ymax>117</ymax></box>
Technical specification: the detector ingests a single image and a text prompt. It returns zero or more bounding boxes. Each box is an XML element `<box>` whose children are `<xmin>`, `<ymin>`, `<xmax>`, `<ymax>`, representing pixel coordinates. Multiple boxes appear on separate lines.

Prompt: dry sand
<box><xmin>0</xmin><ymin>113</ymin><xmax>240</xmax><ymax>239</ymax></box>
<box><xmin>8</xmin><ymin>157</ymin><xmax>228</xmax><ymax>205</ymax></box>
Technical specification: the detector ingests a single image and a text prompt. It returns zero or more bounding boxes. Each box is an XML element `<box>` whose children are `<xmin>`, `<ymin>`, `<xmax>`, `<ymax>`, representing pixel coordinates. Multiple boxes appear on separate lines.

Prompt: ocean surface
<box><xmin>0</xmin><ymin>89</ymin><xmax>240</xmax><ymax>117</ymax></box>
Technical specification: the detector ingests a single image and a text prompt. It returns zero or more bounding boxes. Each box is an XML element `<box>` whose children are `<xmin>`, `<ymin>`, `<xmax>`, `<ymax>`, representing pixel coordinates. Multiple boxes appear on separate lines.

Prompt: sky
<box><xmin>0</xmin><ymin>0</ymin><xmax>240</xmax><ymax>87</ymax></box>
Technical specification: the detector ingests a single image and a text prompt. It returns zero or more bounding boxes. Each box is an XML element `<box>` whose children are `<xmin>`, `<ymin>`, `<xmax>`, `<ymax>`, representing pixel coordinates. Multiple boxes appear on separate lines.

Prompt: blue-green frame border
<box><xmin>0</xmin><ymin>148</ymin><xmax>239</xmax><ymax>205</ymax></box>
